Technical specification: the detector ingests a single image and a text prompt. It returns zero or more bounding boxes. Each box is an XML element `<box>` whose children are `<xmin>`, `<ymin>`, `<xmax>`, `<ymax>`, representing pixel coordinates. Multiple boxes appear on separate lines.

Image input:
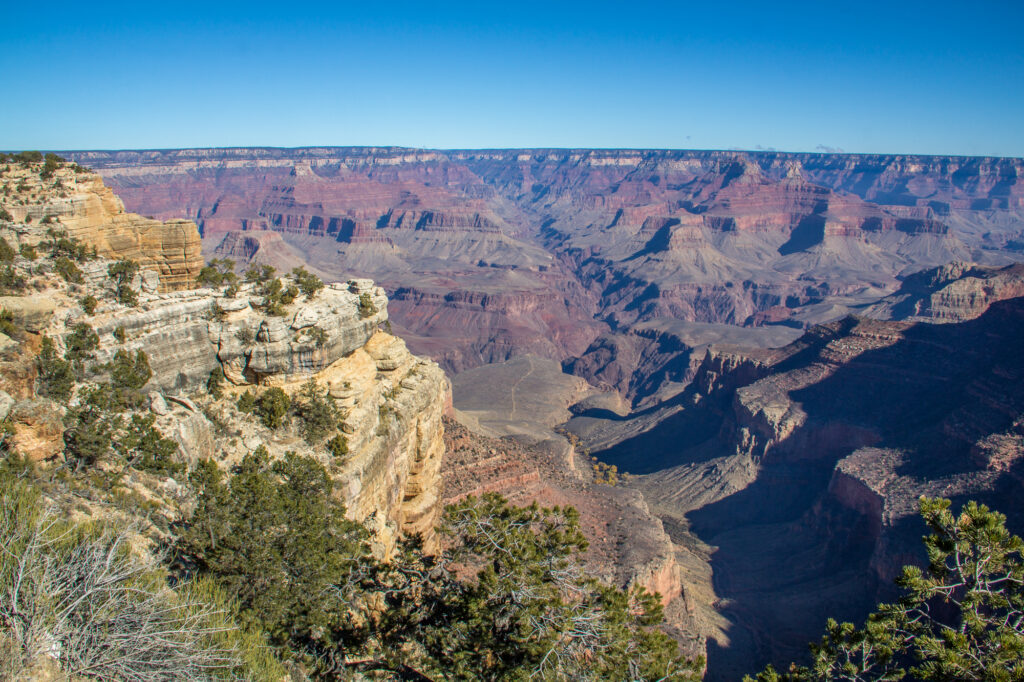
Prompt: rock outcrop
<box><xmin>0</xmin><ymin>159</ymin><xmax>450</xmax><ymax>556</ymax></box>
<box><xmin>1</xmin><ymin>164</ymin><xmax>202</xmax><ymax>291</ymax></box>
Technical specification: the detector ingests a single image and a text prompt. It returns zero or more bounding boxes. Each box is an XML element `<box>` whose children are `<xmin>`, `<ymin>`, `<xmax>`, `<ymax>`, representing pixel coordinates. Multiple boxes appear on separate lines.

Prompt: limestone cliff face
<box><xmin>0</xmin><ymin>165</ymin><xmax>202</xmax><ymax>291</ymax></box>
<box><xmin>1</xmin><ymin>159</ymin><xmax>448</xmax><ymax>555</ymax></box>
<box><xmin>317</xmin><ymin>332</ymin><xmax>448</xmax><ymax>550</ymax></box>
<box><xmin>45</xmin><ymin>277</ymin><xmax>448</xmax><ymax>551</ymax></box>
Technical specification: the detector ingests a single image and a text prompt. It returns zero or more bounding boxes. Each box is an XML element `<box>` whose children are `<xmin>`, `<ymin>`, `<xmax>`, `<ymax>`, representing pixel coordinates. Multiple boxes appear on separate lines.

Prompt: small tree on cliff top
<box><xmin>746</xmin><ymin>496</ymin><xmax>1024</xmax><ymax>682</ymax></box>
<box><xmin>108</xmin><ymin>258</ymin><xmax>140</xmax><ymax>306</ymax></box>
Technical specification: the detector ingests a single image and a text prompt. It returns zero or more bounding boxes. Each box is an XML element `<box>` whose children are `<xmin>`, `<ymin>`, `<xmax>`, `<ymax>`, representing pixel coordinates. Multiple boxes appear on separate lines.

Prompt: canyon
<box><xmin>59</xmin><ymin>147</ymin><xmax>1024</xmax><ymax>676</ymax></box>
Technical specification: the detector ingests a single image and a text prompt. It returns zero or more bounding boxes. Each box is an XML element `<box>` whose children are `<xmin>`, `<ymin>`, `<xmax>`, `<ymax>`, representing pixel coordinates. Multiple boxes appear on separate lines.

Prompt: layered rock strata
<box><xmin>66</xmin><ymin>147</ymin><xmax>1023</xmax><ymax>382</ymax></box>
<box><xmin>0</xmin><ymin>164</ymin><xmax>202</xmax><ymax>291</ymax></box>
<box><xmin>0</xmin><ymin>164</ymin><xmax>449</xmax><ymax>554</ymax></box>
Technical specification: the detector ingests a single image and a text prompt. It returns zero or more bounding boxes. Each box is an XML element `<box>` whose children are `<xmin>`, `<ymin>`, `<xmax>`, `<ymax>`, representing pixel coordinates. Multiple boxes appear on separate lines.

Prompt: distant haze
<box><xmin>2</xmin><ymin>0</ymin><xmax>1023</xmax><ymax>156</ymax></box>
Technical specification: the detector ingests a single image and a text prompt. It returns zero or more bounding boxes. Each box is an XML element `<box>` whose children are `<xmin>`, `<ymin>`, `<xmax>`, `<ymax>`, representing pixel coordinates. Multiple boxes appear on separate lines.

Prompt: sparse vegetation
<box><xmin>79</xmin><ymin>294</ymin><xmax>98</xmax><ymax>314</ymax></box>
<box><xmin>293</xmin><ymin>378</ymin><xmax>341</xmax><ymax>444</ymax></box>
<box><xmin>254</xmin><ymin>387</ymin><xmax>291</xmax><ymax>429</ymax></box>
<box><xmin>108</xmin><ymin>259</ymin><xmax>140</xmax><ymax>306</ymax></box>
<box><xmin>0</xmin><ymin>309</ymin><xmax>17</xmax><ymax>338</ymax></box>
<box><xmin>0</xmin><ymin>238</ymin><xmax>15</xmax><ymax>262</ymax></box>
<box><xmin>18</xmin><ymin>243</ymin><xmax>36</xmax><ymax>260</ymax></box>
<box><xmin>358</xmin><ymin>292</ymin><xmax>378</xmax><ymax>318</ymax></box>
<box><xmin>308</xmin><ymin>325</ymin><xmax>328</xmax><ymax>348</ymax></box>
<box><xmin>591</xmin><ymin>457</ymin><xmax>624</xmax><ymax>485</ymax></box>
<box><xmin>235</xmin><ymin>325</ymin><xmax>254</xmax><ymax>345</ymax></box>
<box><xmin>0</xmin><ymin>266</ymin><xmax>25</xmax><ymax>293</ymax></box>
<box><xmin>113</xmin><ymin>325</ymin><xmax>126</xmax><ymax>343</ymax></box>
<box><xmin>292</xmin><ymin>266</ymin><xmax>324</xmax><ymax>299</ymax></box>
<box><xmin>0</xmin><ymin>462</ymin><xmax>281</xmax><ymax>680</ymax></box>
<box><xmin>46</xmin><ymin>228</ymin><xmax>90</xmax><ymax>262</ymax></box>
<box><xmin>54</xmin><ymin>255</ymin><xmax>84</xmax><ymax>283</ymax></box>
<box><xmin>0</xmin><ymin>208</ymin><xmax>12</xmax><ymax>222</ymax></box>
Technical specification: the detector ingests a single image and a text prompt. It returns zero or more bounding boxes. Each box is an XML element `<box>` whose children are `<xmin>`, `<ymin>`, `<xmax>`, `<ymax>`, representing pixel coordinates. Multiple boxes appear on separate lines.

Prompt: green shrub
<box><xmin>424</xmin><ymin>494</ymin><xmax>701</xmax><ymax>681</ymax></box>
<box><xmin>358</xmin><ymin>292</ymin><xmax>378</xmax><ymax>318</ymax></box>
<box><xmin>259</xmin><ymin>278</ymin><xmax>289</xmax><ymax>316</ymax></box>
<box><xmin>46</xmin><ymin>229</ymin><xmax>89</xmax><ymax>261</ymax></box>
<box><xmin>292</xmin><ymin>266</ymin><xmax>324</xmax><ymax>299</ymax></box>
<box><xmin>308</xmin><ymin>326</ymin><xmax>329</xmax><ymax>348</ymax></box>
<box><xmin>110</xmin><ymin>348</ymin><xmax>151</xmax><ymax>390</ymax></box>
<box><xmin>54</xmin><ymin>255</ymin><xmax>84</xmax><ymax>283</ymax></box>
<box><xmin>63</xmin><ymin>386</ymin><xmax>121</xmax><ymax>468</ymax></box>
<box><xmin>293</xmin><ymin>379</ymin><xmax>340</xmax><ymax>444</ymax></box>
<box><xmin>326</xmin><ymin>433</ymin><xmax>349</xmax><ymax>458</ymax></box>
<box><xmin>18</xmin><ymin>243</ymin><xmax>36</xmax><ymax>260</ymax></box>
<box><xmin>236</xmin><ymin>390</ymin><xmax>257</xmax><ymax>414</ymax></box>
<box><xmin>0</xmin><ymin>309</ymin><xmax>17</xmax><ymax>338</ymax></box>
<box><xmin>122</xmin><ymin>413</ymin><xmax>183</xmax><ymax>477</ymax></box>
<box><xmin>0</xmin><ymin>238</ymin><xmax>15</xmax><ymax>262</ymax></box>
<box><xmin>175</xmin><ymin>449</ymin><xmax>372</xmax><ymax>668</ymax></box>
<box><xmin>65</xmin><ymin>322</ymin><xmax>99</xmax><ymax>377</ymax></box>
<box><xmin>39</xmin><ymin>154</ymin><xmax>62</xmax><ymax>179</ymax></box>
<box><xmin>113</xmin><ymin>325</ymin><xmax>126</xmax><ymax>343</ymax></box>
<box><xmin>108</xmin><ymin>259</ymin><xmax>140</xmax><ymax>306</ymax></box>
<box><xmin>243</xmin><ymin>263</ymin><xmax>275</xmax><ymax>286</ymax></box>
<box><xmin>196</xmin><ymin>258</ymin><xmax>238</xmax><ymax>289</ymax></box>
<box><xmin>79</xmin><ymin>294</ymin><xmax>98</xmax><ymax>314</ymax></box>
<box><xmin>207</xmin><ymin>366</ymin><xmax>225</xmax><ymax>399</ymax></box>
<box><xmin>0</xmin><ymin>266</ymin><xmax>25</xmax><ymax>293</ymax></box>
<box><xmin>0</xmin><ymin>208</ymin><xmax>12</xmax><ymax>222</ymax></box>
<box><xmin>107</xmin><ymin>348</ymin><xmax>151</xmax><ymax>408</ymax></box>
<box><xmin>12</xmin><ymin>151</ymin><xmax>42</xmax><ymax>164</ymax></box>
<box><xmin>280</xmin><ymin>284</ymin><xmax>298</xmax><ymax>305</ymax></box>
<box><xmin>35</xmin><ymin>336</ymin><xmax>75</xmax><ymax>402</ymax></box>
<box><xmin>255</xmin><ymin>387</ymin><xmax>290</xmax><ymax>429</ymax></box>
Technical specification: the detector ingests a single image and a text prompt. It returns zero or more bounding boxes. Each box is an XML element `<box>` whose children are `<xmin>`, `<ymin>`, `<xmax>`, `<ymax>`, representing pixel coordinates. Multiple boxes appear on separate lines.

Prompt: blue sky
<box><xmin>2</xmin><ymin>0</ymin><xmax>1022</xmax><ymax>156</ymax></box>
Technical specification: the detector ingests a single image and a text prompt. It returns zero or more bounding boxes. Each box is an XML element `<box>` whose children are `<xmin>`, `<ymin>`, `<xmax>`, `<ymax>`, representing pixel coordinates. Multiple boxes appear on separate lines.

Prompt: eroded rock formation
<box><xmin>0</xmin><ymin>164</ymin><xmax>449</xmax><ymax>555</ymax></box>
<box><xmin>1</xmin><ymin>165</ymin><xmax>203</xmax><ymax>291</ymax></box>
<box><xmin>65</xmin><ymin>147</ymin><xmax>1023</xmax><ymax>380</ymax></box>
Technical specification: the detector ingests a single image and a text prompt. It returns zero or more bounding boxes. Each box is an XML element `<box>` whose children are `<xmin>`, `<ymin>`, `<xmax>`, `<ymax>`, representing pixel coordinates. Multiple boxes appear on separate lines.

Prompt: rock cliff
<box><xmin>633</xmin><ymin>294</ymin><xmax>1024</xmax><ymax>678</ymax></box>
<box><xmin>1</xmin><ymin>164</ymin><xmax>202</xmax><ymax>291</ymax></box>
<box><xmin>0</xmin><ymin>158</ymin><xmax>449</xmax><ymax>554</ymax></box>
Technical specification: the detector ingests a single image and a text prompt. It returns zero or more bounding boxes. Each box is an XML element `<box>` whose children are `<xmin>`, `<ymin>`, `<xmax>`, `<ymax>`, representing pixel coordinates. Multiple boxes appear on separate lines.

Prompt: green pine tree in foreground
<box><xmin>175</xmin><ymin>451</ymin><xmax>703</xmax><ymax>681</ymax></box>
<box><xmin>747</xmin><ymin>497</ymin><xmax>1024</xmax><ymax>682</ymax></box>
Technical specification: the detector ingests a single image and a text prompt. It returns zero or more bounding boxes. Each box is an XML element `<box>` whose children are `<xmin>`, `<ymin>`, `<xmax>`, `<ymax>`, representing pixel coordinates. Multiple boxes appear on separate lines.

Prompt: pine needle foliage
<box><xmin>746</xmin><ymin>497</ymin><xmax>1024</xmax><ymax>682</ymax></box>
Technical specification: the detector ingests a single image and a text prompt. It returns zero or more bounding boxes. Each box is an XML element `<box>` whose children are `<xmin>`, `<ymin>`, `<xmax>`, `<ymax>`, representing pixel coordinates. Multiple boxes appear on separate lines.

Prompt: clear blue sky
<box><xmin>2</xmin><ymin>0</ymin><xmax>1022</xmax><ymax>156</ymax></box>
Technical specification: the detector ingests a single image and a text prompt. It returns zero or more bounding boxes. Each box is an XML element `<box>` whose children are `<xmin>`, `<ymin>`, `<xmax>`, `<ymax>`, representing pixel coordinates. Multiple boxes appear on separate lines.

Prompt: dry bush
<box><xmin>0</xmin><ymin>473</ymin><xmax>274</xmax><ymax>681</ymax></box>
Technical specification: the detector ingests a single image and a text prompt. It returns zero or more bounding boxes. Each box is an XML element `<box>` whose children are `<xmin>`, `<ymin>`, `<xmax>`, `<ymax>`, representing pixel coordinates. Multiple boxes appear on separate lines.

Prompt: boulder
<box><xmin>8</xmin><ymin>399</ymin><xmax>64</xmax><ymax>463</ymax></box>
<box><xmin>0</xmin><ymin>296</ymin><xmax>57</xmax><ymax>332</ymax></box>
